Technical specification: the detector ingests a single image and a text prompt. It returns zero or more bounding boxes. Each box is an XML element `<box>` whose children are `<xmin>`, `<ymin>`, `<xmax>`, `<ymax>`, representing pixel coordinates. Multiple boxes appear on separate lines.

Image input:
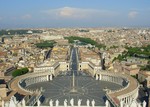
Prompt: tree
<box><xmin>64</xmin><ymin>36</ymin><xmax>106</xmax><ymax>49</ymax></box>
<box><xmin>12</xmin><ymin>67</ymin><xmax>29</xmax><ymax>77</ymax></box>
<box><xmin>35</xmin><ymin>40</ymin><xmax>56</xmax><ymax>49</ymax></box>
<box><xmin>13</xmin><ymin>53</ymin><xmax>18</xmax><ymax>56</ymax></box>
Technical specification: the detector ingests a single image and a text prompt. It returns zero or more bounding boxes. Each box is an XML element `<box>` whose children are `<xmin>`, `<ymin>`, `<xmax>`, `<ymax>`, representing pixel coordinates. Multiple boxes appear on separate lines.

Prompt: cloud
<box><xmin>21</xmin><ymin>14</ymin><xmax>32</xmax><ymax>20</ymax></box>
<box><xmin>43</xmin><ymin>7</ymin><xmax>91</xmax><ymax>19</ymax></box>
<box><xmin>59</xmin><ymin>7</ymin><xmax>78</xmax><ymax>17</ymax></box>
<box><xmin>42</xmin><ymin>7</ymin><xmax>118</xmax><ymax>19</ymax></box>
<box><xmin>128</xmin><ymin>11</ymin><xmax>138</xmax><ymax>19</ymax></box>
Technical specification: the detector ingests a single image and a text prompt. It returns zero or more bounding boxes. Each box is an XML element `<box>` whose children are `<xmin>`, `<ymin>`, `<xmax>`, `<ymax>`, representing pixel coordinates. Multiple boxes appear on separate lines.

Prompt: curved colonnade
<box><xmin>9</xmin><ymin>71</ymin><xmax>54</xmax><ymax>95</ymax></box>
<box><xmin>9</xmin><ymin>71</ymin><xmax>139</xmax><ymax>107</ymax></box>
<box><xmin>95</xmin><ymin>71</ymin><xmax>139</xmax><ymax>107</ymax></box>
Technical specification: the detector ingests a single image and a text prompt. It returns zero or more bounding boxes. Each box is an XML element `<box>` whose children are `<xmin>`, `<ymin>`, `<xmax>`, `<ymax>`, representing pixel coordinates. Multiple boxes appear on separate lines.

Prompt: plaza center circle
<box><xmin>26</xmin><ymin>73</ymin><xmax>123</xmax><ymax>106</ymax></box>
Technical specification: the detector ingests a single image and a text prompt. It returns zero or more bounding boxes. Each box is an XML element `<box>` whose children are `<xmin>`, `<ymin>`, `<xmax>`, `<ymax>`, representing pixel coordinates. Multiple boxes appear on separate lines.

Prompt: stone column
<box><xmin>50</xmin><ymin>75</ymin><xmax>53</xmax><ymax>81</ymax></box>
<box><xmin>99</xmin><ymin>74</ymin><xmax>102</xmax><ymax>80</ymax></box>
<box><xmin>127</xmin><ymin>97</ymin><xmax>129</xmax><ymax>104</ymax></box>
<box><xmin>2</xmin><ymin>100</ymin><xmax>4</xmax><ymax>107</ymax></box>
<box><xmin>22</xmin><ymin>98</ymin><xmax>25</xmax><ymax>107</ymax></box>
<box><xmin>125</xmin><ymin>97</ymin><xmax>128</xmax><ymax>104</ymax></box>
<box><xmin>47</xmin><ymin>75</ymin><xmax>49</xmax><ymax>81</ymax></box>
<box><xmin>120</xmin><ymin>99</ymin><xmax>123</xmax><ymax>107</ymax></box>
<box><xmin>96</xmin><ymin>74</ymin><xmax>98</xmax><ymax>80</ymax></box>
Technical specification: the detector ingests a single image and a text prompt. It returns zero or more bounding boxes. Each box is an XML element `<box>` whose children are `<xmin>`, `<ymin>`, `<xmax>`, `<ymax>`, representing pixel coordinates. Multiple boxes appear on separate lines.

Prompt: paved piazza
<box><xmin>26</xmin><ymin>72</ymin><xmax>123</xmax><ymax>106</ymax></box>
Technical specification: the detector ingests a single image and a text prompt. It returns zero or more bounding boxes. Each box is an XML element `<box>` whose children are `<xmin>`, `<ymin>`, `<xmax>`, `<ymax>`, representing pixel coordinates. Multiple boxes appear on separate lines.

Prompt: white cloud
<box><xmin>128</xmin><ymin>11</ymin><xmax>138</xmax><ymax>19</ymax></box>
<box><xmin>59</xmin><ymin>7</ymin><xmax>77</xmax><ymax>17</ymax></box>
<box><xmin>43</xmin><ymin>7</ymin><xmax>91</xmax><ymax>19</ymax></box>
<box><xmin>43</xmin><ymin>7</ymin><xmax>118</xmax><ymax>19</ymax></box>
<box><xmin>21</xmin><ymin>14</ymin><xmax>32</xmax><ymax>20</ymax></box>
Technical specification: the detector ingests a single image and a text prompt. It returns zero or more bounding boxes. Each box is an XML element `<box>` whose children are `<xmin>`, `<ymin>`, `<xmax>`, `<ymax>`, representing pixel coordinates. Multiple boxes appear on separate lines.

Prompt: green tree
<box><xmin>12</xmin><ymin>67</ymin><xmax>29</xmax><ymax>77</ymax></box>
<box><xmin>35</xmin><ymin>40</ymin><xmax>56</xmax><ymax>49</ymax></box>
<box><xmin>64</xmin><ymin>36</ymin><xmax>106</xmax><ymax>49</ymax></box>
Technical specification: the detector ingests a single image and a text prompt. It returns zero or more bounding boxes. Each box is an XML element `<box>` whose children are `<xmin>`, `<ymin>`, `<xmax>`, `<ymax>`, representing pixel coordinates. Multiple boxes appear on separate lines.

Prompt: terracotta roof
<box><xmin>0</xmin><ymin>52</ymin><xmax>7</xmax><ymax>57</ymax></box>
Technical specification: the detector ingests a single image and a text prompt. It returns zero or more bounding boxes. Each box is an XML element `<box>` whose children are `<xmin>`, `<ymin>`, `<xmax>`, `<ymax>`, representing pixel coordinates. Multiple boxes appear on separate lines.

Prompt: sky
<box><xmin>0</xmin><ymin>0</ymin><xmax>150</xmax><ymax>28</ymax></box>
